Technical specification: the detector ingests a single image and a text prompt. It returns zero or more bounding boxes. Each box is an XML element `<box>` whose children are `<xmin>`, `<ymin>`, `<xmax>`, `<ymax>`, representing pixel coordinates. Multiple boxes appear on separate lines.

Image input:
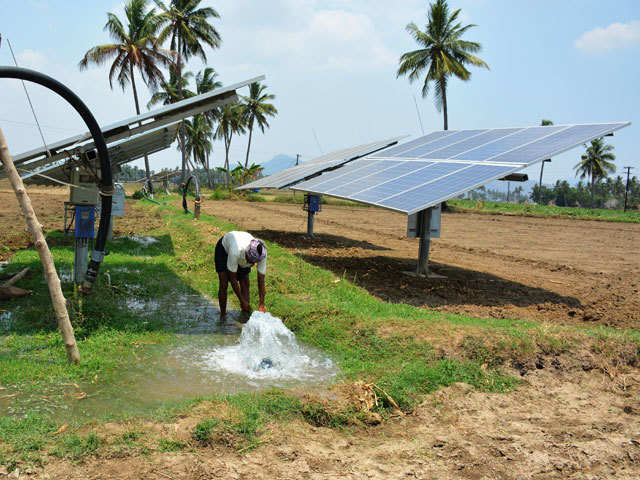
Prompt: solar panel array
<box><xmin>236</xmin><ymin>137</ymin><xmax>403</xmax><ymax>190</ymax></box>
<box><xmin>293</xmin><ymin>122</ymin><xmax>630</xmax><ymax>214</ymax></box>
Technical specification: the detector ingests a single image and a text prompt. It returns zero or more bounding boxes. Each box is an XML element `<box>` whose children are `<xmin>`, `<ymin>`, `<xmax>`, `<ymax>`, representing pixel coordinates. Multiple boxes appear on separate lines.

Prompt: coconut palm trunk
<box><xmin>224</xmin><ymin>132</ymin><xmax>231</xmax><ymax>185</ymax></box>
<box><xmin>440</xmin><ymin>77</ymin><xmax>448</xmax><ymax>131</ymax></box>
<box><xmin>176</xmin><ymin>39</ymin><xmax>188</xmax><ymax>184</ymax></box>
<box><xmin>205</xmin><ymin>149</ymin><xmax>213</xmax><ymax>188</ymax></box>
<box><xmin>244</xmin><ymin>121</ymin><xmax>254</xmax><ymax>168</ymax></box>
<box><xmin>129</xmin><ymin>62</ymin><xmax>154</xmax><ymax>194</ymax></box>
<box><xmin>591</xmin><ymin>172</ymin><xmax>596</xmax><ymax>208</ymax></box>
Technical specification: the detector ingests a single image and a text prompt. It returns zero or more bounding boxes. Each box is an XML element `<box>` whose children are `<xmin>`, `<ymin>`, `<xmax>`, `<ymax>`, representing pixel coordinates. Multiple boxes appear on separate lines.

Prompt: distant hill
<box><xmin>261</xmin><ymin>154</ymin><xmax>297</xmax><ymax>176</ymax></box>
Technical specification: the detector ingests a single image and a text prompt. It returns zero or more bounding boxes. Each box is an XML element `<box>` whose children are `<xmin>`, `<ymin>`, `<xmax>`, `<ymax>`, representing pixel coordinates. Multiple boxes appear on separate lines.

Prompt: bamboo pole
<box><xmin>0</xmin><ymin>128</ymin><xmax>80</xmax><ymax>363</ymax></box>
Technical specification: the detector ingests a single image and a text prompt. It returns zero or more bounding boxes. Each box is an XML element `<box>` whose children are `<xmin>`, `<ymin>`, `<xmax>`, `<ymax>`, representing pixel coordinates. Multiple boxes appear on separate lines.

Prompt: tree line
<box><xmin>79</xmin><ymin>0</ymin><xmax>277</xmax><ymax>192</ymax></box>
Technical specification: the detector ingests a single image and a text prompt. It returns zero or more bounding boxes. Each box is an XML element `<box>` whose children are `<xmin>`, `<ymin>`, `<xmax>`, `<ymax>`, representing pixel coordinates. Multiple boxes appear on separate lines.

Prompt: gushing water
<box><xmin>201</xmin><ymin>312</ymin><xmax>335</xmax><ymax>384</ymax></box>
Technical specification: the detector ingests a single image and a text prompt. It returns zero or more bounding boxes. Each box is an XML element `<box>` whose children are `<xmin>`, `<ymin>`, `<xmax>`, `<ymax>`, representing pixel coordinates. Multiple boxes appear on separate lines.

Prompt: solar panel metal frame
<box><xmin>7</xmin><ymin>75</ymin><xmax>264</xmax><ymax>169</ymax></box>
<box><xmin>19</xmin><ymin>122</ymin><xmax>180</xmax><ymax>183</ymax></box>
<box><xmin>293</xmin><ymin>122</ymin><xmax>631</xmax><ymax>215</ymax></box>
<box><xmin>236</xmin><ymin>136</ymin><xmax>405</xmax><ymax>190</ymax></box>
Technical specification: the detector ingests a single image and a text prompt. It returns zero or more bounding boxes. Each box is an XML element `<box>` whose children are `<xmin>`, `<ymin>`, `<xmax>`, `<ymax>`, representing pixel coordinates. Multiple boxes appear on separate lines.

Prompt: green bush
<box><xmin>192</xmin><ymin>418</ymin><xmax>219</xmax><ymax>445</ymax></box>
<box><xmin>210</xmin><ymin>188</ymin><xmax>232</xmax><ymax>201</ymax></box>
<box><xmin>131</xmin><ymin>190</ymin><xmax>144</xmax><ymax>200</ymax></box>
<box><xmin>246</xmin><ymin>193</ymin><xmax>266</xmax><ymax>202</ymax></box>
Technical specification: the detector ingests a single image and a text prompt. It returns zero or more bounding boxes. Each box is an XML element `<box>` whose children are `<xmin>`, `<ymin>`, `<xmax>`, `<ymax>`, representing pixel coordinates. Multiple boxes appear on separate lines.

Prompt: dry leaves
<box><xmin>53</xmin><ymin>423</ymin><xmax>69</xmax><ymax>435</ymax></box>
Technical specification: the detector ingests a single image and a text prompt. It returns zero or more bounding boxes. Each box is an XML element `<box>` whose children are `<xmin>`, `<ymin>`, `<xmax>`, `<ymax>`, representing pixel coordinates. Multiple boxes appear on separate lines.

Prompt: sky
<box><xmin>0</xmin><ymin>0</ymin><xmax>639</xmax><ymax>185</ymax></box>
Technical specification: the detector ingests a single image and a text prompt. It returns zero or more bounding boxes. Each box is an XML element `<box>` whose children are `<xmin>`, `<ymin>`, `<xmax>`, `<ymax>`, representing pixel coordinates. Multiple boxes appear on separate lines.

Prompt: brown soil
<box><xmin>0</xmin><ymin>186</ymin><xmax>164</xmax><ymax>261</ymax></box>
<box><xmin>31</xmin><ymin>364</ymin><xmax>640</xmax><ymax>479</ymax></box>
<box><xmin>198</xmin><ymin>200</ymin><xmax>640</xmax><ymax>329</ymax></box>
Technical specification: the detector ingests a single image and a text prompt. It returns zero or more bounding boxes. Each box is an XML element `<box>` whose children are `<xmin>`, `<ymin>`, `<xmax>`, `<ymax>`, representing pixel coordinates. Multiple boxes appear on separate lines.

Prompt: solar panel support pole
<box><xmin>74</xmin><ymin>239</ymin><xmax>89</xmax><ymax>284</ymax></box>
<box><xmin>304</xmin><ymin>194</ymin><xmax>321</xmax><ymax>237</ymax></box>
<box><xmin>416</xmin><ymin>209</ymin><xmax>431</xmax><ymax>275</ymax></box>
<box><xmin>307</xmin><ymin>210</ymin><xmax>315</xmax><ymax>237</ymax></box>
<box><xmin>404</xmin><ymin>208</ymin><xmax>446</xmax><ymax>279</ymax></box>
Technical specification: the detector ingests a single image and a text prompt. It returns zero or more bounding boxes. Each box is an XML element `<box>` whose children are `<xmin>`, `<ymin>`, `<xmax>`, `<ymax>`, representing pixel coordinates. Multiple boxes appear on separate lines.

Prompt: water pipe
<box><xmin>0</xmin><ymin>66</ymin><xmax>112</xmax><ymax>292</ymax></box>
<box><xmin>182</xmin><ymin>174</ymin><xmax>201</xmax><ymax>218</ymax></box>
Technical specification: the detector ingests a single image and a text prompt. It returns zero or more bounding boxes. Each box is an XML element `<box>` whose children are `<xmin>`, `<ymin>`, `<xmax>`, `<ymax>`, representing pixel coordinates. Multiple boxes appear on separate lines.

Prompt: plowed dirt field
<box><xmin>199</xmin><ymin>200</ymin><xmax>640</xmax><ymax>329</ymax></box>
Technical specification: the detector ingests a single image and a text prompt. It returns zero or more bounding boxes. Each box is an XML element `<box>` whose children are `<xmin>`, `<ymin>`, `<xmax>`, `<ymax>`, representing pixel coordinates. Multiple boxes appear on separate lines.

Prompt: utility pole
<box><xmin>623</xmin><ymin>166</ymin><xmax>633</xmax><ymax>212</ymax></box>
<box><xmin>296</xmin><ymin>154</ymin><xmax>300</xmax><ymax>166</ymax></box>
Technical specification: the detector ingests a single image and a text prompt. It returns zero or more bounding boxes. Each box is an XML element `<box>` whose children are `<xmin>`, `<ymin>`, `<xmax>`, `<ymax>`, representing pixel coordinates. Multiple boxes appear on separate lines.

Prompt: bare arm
<box><xmin>257</xmin><ymin>272</ymin><xmax>266</xmax><ymax>312</ymax></box>
<box><xmin>228</xmin><ymin>271</ymin><xmax>250</xmax><ymax>311</ymax></box>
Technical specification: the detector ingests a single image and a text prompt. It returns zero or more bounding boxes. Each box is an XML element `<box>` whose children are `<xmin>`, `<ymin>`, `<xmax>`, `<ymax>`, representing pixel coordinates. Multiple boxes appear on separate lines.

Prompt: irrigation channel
<box><xmin>0</xmin><ymin>295</ymin><xmax>336</xmax><ymax>422</ymax></box>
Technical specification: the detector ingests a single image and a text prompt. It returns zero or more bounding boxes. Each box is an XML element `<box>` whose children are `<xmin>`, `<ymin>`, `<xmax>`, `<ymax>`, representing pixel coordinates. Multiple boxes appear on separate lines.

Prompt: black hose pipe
<box><xmin>0</xmin><ymin>66</ymin><xmax>112</xmax><ymax>291</ymax></box>
<box><xmin>182</xmin><ymin>175</ymin><xmax>201</xmax><ymax>218</ymax></box>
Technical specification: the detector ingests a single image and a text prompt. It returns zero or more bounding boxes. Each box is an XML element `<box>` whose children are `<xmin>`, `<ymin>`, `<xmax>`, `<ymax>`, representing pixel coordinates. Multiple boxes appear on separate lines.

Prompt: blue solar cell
<box><xmin>369</xmin><ymin>131</ymin><xmax>451</xmax><ymax>158</ymax></box>
<box><xmin>452</xmin><ymin>126</ymin><xmax>566</xmax><ymax>162</ymax></box>
<box><xmin>422</xmin><ymin>128</ymin><xmax>522</xmax><ymax>159</ymax></box>
<box><xmin>489</xmin><ymin>124</ymin><xmax>621</xmax><ymax>164</ymax></box>
<box><xmin>398</xmin><ymin>130</ymin><xmax>485</xmax><ymax>158</ymax></box>
<box><xmin>320</xmin><ymin>161</ymin><xmax>405</xmax><ymax>193</ymax></box>
<box><xmin>379</xmin><ymin>164</ymin><xmax>514</xmax><ymax>212</ymax></box>
<box><xmin>326</xmin><ymin>161</ymin><xmax>430</xmax><ymax>197</ymax></box>
<box><xmin>350</xmin><ymin>162</ymin><xmax>463</xmax><ymax>203</ymax></box>
<box><xmin>293</xmin><ymin>159</ymin><xmax>376</xmax><ymax>190</ymax></box>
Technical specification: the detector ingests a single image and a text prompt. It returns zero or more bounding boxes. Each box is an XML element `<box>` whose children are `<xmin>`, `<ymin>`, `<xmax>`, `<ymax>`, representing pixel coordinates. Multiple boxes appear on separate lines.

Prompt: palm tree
<box><xmin>79</xmin><ymin>0</ymin><xmax>171</xmax><ymax>190</ymax></box>
<box><xmin>242</xmin><ymin>163</ymin><xmax>264</xmax><ymax>184</ymax></box>
<box><xmin>147</xmin><ymin>68</ymin><xmax>194</xmax><ymax>107</ymax></box>
<box><xmin>574</xmin><ymin>138</ymin><xmax>616</xmax><ymax>208</ymax></box>
<box><xmin>148</xmin><ymin>69</ymin><xmax>194</xmax><ymax>178</ymax></box>
<box><xmin>214</xmin><ymin>103</ymin><xmax>246</xmax><ymax>185</ymax></box>
<box><xmin>397</xmin><ymin>0</ymin><xmax>488</xmax><ymax>130</ymax></box>
<box><xmin>195</xmin><ymin>68</ymin><xmax>222</xmax><ymax>187</ymax></box>
<box><xmin>184</xmin><ymin>114</ymin><xmax>212</xmax><ymax>179</ymax></box>
<box><xmin>154</xmin><ymin>0</ymin><xmax>222</xmax><ymax>182</ymax></box>
<box><xmin>240</xmin><ymin>82</ymin><xmax>277</xmax><ymax>168</ymax></box>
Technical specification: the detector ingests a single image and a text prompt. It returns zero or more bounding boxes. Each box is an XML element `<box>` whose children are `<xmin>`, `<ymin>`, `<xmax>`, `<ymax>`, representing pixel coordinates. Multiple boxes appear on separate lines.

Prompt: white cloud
<box><xmin>16</xmin><ymin>49</ymin><xmax>49</xmax><ymax>69</ymax></box>
<box><xmin>248</xmin><ymin>9</ymin><xmax>395</xmax><ymax>72</ymax></box>
<box><xmin>575</xmin><ymin>20</ymin><xmax>640</xmax><ymax>53</ymax></box>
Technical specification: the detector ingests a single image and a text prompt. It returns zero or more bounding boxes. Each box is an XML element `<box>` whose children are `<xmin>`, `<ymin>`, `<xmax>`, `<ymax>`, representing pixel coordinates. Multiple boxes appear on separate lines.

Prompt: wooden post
<box><xmin>0</xmin><ymin>128</ymin><xmax>80</xmax><ymax>363</ymax></box>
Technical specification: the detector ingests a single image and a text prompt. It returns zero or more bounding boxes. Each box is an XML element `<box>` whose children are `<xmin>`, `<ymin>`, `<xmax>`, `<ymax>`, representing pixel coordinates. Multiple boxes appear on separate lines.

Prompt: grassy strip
<box><xmin>447</xmin><ymin>198</ymin><xmax>640</xmax><ymax>223</ymax></box>
<box><xmin>1</xmin><ymin>197</ymin><xmax>638</xmax><ymax>466</ymax></box>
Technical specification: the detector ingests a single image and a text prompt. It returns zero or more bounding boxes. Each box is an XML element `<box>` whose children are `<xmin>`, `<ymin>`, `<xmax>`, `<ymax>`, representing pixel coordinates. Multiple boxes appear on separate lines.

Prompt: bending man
<box><xmin>215</xmin><ymin>231</ymin><xmax>267</xmax><ymax>317</ymax></box>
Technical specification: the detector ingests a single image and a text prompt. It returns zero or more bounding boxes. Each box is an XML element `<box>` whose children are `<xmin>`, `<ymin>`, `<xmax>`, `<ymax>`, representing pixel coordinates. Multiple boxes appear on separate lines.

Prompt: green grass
<box><xmin>447</xmin><ymin>198</ymin><xmax>640</xmax><ymax>223</ymax></box>
<box><xmin>1</xmin><ymin>196</ymin><xmax>638</xmax><ymax>465</ymax></box>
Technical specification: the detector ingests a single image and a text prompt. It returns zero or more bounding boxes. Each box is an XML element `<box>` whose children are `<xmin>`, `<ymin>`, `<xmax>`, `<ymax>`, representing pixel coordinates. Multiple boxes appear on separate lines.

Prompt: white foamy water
<box><xmin>201</xmin><ymin>312</ymin><xmax>335</xmax><ymax>383</ymax></box>
<box><xmin>122</xmin><ymin>236</ymin><xmax>159</xmax><ymax>247</ymax></box>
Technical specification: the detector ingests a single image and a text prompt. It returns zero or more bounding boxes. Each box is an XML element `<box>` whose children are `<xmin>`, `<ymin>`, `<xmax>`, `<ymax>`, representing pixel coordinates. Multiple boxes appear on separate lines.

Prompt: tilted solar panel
<box><xmin>236</xmin><ymin>137</ymin><xmax>404</xmax><ymax>190</ymax></box>
<box><xmin>293</xmin><ymin>122</ymin><xmax>631</xmax><ymax>214</ymax></box>
<box><xmin>9</xmin><ymin>75</ymin><xmax>264</xmax><ymax>168</ymax></box>
<box><xmin>20</xmin><ymin>123</ymin><xmax>180</xmax><ymax>184</ymax></box>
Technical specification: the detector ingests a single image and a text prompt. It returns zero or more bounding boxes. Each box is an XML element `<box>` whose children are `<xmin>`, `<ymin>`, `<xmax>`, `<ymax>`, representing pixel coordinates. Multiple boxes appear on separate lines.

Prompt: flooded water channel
<box><xmin>0</xmin><ymin>294</ymin><xmax>337</xmax><ymax>422</ymax></box>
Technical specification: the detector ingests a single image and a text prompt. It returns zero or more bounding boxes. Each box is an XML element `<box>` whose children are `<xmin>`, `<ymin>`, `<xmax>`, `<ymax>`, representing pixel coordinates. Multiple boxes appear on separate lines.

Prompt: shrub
<box><xmin>246</xmin><ymin>193</ymin><xmax>266</xmax><ymax>202</ymax></box>
<box><xmin>210</xmin><ymin>188</ymin><xmax>232</xmax><ymax>201</ymax></box>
